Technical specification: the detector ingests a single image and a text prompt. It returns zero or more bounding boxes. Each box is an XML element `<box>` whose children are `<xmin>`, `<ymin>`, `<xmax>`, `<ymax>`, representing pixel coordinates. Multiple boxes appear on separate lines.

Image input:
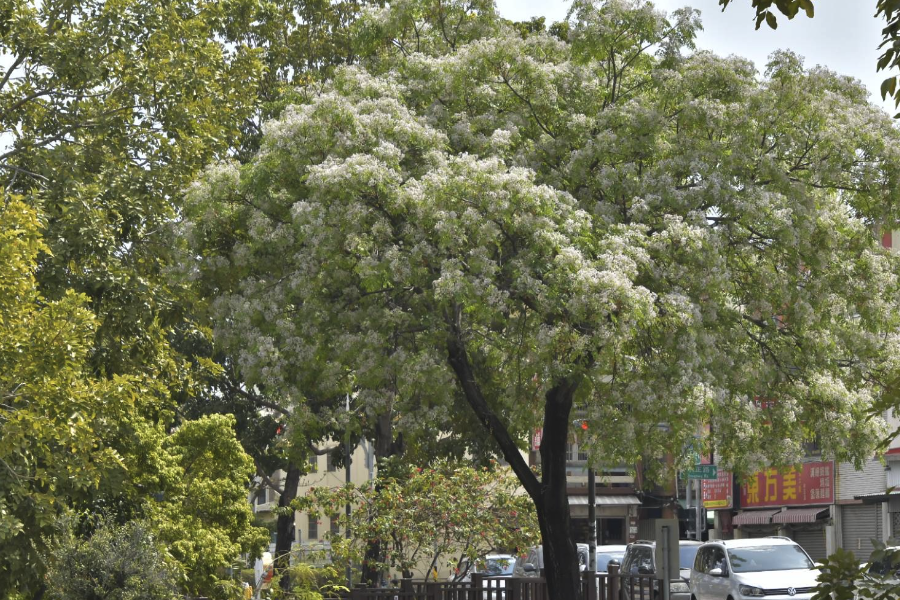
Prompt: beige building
<box><xmin>252</xmin><ymin>440</ymin><xmax>376</xmax><ymax>559</ymax></box>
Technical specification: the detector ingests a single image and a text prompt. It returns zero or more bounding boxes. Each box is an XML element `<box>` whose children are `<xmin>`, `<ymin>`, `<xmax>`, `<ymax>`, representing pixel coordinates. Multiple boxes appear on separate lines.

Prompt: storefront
<box><xmin>731</xmin><ymin>460</ymin><xmax>835</xmax><ymax>561</ymax></box>
<box><xmin>568</xmin><ymin>495</ymin><xmax>641</xmax><ymax>545</ymax></box>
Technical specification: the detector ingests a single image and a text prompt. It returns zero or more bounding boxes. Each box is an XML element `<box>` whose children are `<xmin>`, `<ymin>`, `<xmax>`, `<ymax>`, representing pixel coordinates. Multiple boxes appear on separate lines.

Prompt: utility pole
<box><xmin>345</xmin><ymin>395</ymin><xmax>352</xmax><ymax>588</ymax></box>
<box><xmin>695</xmin><ymin>479</ymin><xmax>703</xmax><ymax>541</ymax></box>
<box><xmin>588</xmin><ymin>466</ymin><xmax>597</xmax><ymax>571</ymax></box>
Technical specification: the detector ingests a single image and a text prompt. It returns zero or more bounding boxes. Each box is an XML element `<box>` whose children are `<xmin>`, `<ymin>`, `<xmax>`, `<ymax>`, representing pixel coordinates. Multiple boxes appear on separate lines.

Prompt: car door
<box><xmin>691</xmin><ymin>547</ymin><xmax>710</xmax><ymax>600</ymax></box>
<box><xmin>708</xmin><ymin>546</ymin><xmax>731</xmax><ymax>600</ymax></box>
<box><xmin>624</xmin><ymin>547</ymin><xmax>654</xmax><ymax>600</ymax></box>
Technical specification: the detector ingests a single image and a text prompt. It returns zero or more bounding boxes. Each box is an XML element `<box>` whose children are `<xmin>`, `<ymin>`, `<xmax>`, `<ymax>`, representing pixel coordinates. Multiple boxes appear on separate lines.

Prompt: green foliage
<box><xmin>267</xmin><ymin>563</ymin><xmax>348</xmax><ymax>600</ymax></box>
<box><xmin>45</xmin><ymin>518</ymin><xmax>179</xmax><ymax>600</ymax></box>
<box><xmin>295</xmin><ymin>461</ymin><xmax>540</xmax><ymax>578</ymax></box>
<box><xmin>812</xmin><ymin>545</ymin><xmax>900</xmax><ymax>600</ymax></box>
<box><xmin>143</xmin><ymin>414</ymin><xmax>270</xmax><ymax>600</ymax></box>
<box><xmin>0</xmin><ymin>195</ymin><xmax>143</xmax><ymax>597</ymax></box>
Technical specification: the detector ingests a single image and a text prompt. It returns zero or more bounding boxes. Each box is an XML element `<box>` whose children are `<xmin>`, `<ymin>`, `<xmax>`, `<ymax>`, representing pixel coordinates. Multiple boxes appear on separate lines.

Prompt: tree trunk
<box><xmin>361</xmin><ymin>411</ymin><xmax>403</xmax><ymax>586</ymax></box>
<box><xmin>446</xmin><ymin>329</ymin><xmax>582</xmax><ymax>600</ymax></box>
<box><xmin>275</xmin><ymin>462</ymin><xmax>302</xmax><ymax>590</ymax></box>
<box><xmin>536</xmin><ymin>384</ymin><xmax>581</xmax><ymax>600</ymax></box>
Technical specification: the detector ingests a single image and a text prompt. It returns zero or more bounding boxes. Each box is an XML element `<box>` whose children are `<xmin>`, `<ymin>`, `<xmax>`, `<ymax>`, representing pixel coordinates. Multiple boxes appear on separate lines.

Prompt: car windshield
<box><xmin>483</xmin><ymin>558</ymin><xmax>515</xmax><ymax>576</ymax></box>
<box><xmin>727</xmin><ymin>545</ymin><xmax>814</xmax><ymax>573</ymax></box>
<box><xmin>680</xmin><ymin>546</ymin><xmax>700</xmax><ymax>570</ymax></box>
<box><xmin>597</xmin><ymin>551</ymin><xmax>625</xmax><ymax>570</ymax></box>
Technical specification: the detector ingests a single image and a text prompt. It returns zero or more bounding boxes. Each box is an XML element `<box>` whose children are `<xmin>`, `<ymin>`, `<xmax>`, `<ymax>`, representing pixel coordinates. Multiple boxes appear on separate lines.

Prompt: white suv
<box><xmin>690</xmin><ymin>537</ymin><xmax>819</xmax><ymax>600</ymax></box>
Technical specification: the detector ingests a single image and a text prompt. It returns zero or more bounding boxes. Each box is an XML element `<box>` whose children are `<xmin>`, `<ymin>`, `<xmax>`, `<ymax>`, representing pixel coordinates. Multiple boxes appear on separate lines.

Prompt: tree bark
<box><xmin>536</xmin><ymin>382</ymin><xmax>581</xmax><ymax>600</ymax></box>
<box><xmin>275</xmin><ymin>462</ymin><xmax>302</xmax><ymax>590</ymax></box>
<box><xmin>361</xmin><ymin>411</ymin><xmax>403</xmax><ymax>586</ymax></box>
<box><xmin>446</xmin><ymin>328</ymin><xmax>582</xmax><ymax>600</ymax></box>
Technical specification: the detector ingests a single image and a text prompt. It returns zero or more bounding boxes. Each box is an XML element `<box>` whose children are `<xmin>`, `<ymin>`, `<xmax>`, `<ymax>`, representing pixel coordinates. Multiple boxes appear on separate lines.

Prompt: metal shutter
<box><xmin>793</xmin><ymin>528</ymin><xmax>827</xmax><ymax>562</ymax></box>
<box><xmin>842</xmin><ymin>504</ymin><xmax>881</xmax><ymax>562</ymax></box>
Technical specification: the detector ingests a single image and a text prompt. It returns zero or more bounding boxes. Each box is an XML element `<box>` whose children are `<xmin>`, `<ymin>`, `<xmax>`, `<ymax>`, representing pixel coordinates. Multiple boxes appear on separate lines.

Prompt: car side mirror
<box><xmin>709</xmin><ymin>567</ymin><xmax>724</xmax><ymax>577</ymax></box>
<box><xmin>523</xmin><ymin>563</ymin><xmax>536</xmax><ymax>573</ymax></box>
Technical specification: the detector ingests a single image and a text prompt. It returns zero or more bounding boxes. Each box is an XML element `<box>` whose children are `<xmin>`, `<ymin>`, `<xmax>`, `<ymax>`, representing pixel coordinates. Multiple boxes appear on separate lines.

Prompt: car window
<box><xmin>629</xmin><ymin>547</ymin><xmax>653</xmax><ymax>574</ymax></box>
<box><xmin>597</xmin><ymin>551</ymin><xmax>625</xmax><ymax>571</ymax></box>
<box><xmin>727</xmin><ymin>545</ymin><xmax>814</xmax><ymax>573</ymax></box>
<box><xmin>680</xmin><ymin>546</ymin><xmax>700</xmax><ymax>570</ymax></box>
<box><xmin>710</xmin><ymin>548</ymin><xmax>727</xmax><ymax>573</ymax></box>
<box><xmin>482</xmin><ymin>557</ymin><xmax>515</xmax><ymax>576</ymax></box>
<box><xmin>694</xmin><ymin>548</ymin><xmax>709</xmax><ymax>574</ymax></box>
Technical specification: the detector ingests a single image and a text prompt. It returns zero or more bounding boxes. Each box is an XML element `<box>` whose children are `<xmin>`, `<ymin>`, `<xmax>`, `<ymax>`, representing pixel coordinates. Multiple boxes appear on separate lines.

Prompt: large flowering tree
<box><xmin>182</xmin><ymin>0</ymin><xmax>900</xmax><ymax>596</ymax></box>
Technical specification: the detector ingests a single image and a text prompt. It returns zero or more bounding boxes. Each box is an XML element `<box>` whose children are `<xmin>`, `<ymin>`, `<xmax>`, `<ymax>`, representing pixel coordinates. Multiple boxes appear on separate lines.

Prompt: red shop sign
<box><xmin>702</xmin><ymin>470</ymin><xmax>733</xmax><ymax>510</ymax></box>
<box><xmin>740</xmin><ymin>460</ymin><xmax>834</xmax><ymax>508</ymax></box>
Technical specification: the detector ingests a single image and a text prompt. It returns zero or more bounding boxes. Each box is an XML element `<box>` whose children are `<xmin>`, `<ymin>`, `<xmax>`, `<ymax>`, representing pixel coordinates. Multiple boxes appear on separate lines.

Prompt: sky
<box><xmin>494</xmin><ymin>0</ymin><xmax>892</xmax><ymax>113</ymax></box>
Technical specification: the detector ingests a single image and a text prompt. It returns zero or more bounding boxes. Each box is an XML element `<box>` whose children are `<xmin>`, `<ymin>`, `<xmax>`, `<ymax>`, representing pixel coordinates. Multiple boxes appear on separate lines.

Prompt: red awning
<box><xmin>732</xmin><ymin>509</ymin><xmax>781</xmax><ymax>526</ymax></box>
<box><xmin>771</xmin><ymin>507</ymin><xmax>829</xmax><ymax>524</ymax></box>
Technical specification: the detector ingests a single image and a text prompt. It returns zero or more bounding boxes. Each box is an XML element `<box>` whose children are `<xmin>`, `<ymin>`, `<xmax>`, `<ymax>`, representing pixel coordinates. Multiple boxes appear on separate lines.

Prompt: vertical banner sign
<box><xmin>702</xmin><ymin>470</ymin><xmax>733</xmax><ymax>510</ymax></box>
<box><xmin>531</xmin><ymin>429</ymin><xmax>543</xmax><ymax>451</ymax></box>
<box><xmin>740</xmin><ymin>461</ymin><xmax>834</xmax><ymax>508</ymax></box>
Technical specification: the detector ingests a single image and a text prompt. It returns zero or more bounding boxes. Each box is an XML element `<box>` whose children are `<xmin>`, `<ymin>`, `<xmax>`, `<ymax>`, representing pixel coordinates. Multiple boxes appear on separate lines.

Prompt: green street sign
<box><xmin>684</xmin><ymin>465</ymin><xmax>718</xmax><ymax>480</ymax></box>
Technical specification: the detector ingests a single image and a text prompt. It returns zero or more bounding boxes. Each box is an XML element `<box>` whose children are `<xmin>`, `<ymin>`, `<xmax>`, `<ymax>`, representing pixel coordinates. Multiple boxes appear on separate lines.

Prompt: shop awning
<box><xmin>854</xmin><ymin>490</ymin><xmax>900</xmax><ymax>504</ymax></box>
<box><xmin>771</xmin><ymin>507</ymin><xmax>829</xmax><ymax>524</ymax></box>
<box><xmin>568</xmin><ymin>495</ymin><xmax>642</xmax><ymax>506</ymax></box>
<box><xmin>732</xmin><ymin>509</ymin><xmax>781</xmax><ymax>526</ymax></box>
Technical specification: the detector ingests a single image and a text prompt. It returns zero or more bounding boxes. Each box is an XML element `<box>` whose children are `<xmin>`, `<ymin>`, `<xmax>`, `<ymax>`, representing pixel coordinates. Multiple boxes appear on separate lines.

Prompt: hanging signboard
<box><xmin>702</xmin><ymin>469</ymin><xmax>733</xmax><ymax>510</ymax></box>
<box><xmin>740</xmin><ymin>460</ymin><xmax>834</xmax><ymax>508</ymax></box>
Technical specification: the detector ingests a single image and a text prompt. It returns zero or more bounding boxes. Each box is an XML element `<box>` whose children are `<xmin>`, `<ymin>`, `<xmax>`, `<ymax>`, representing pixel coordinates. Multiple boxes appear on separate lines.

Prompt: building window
<box><xmin>308</xmin><ymin>455</ymin><xmax>318</xmax><ymax>473</ymax></box>
<box><xmin>327</xmin><ymin>453</ymin><xmax>338</xmax><ymax>472</ymax></box>
<box><xmin>256</xmin><ymin>489</ymin><xmax>267</xmax><ymax>505</ymax></box>
<box><xmin>566</xmin><ymin>442</ymin><xmax>588</xmax><ymax>464</ymax></box>
<box><xmin>330</xmin><ymin>518</ymin><xmax>340</xmax><ymax>536</ymax></box>
<box><xmin>308</xmin><ymin>517</ymin><xmax>318</xmax><ymax>541</ymax></box>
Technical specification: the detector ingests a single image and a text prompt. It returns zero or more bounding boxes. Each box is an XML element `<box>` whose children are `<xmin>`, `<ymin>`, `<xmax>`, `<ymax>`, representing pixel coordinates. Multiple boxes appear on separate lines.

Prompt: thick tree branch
<box><xmin>445</xmin><ymin>312</ymin><xmax>541</xmax><ymax>501</ymax></box>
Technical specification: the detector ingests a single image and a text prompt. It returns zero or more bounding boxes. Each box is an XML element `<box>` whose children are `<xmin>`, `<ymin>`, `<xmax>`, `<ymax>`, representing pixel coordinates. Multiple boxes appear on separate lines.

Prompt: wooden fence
<box><xmin>346</xmin><ymin>565</ymin><xmax>661</xmax><ymax>600</ymax></box>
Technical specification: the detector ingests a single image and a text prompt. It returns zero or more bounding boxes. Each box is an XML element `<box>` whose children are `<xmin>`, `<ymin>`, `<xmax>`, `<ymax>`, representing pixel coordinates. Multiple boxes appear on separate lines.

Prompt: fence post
<box><xmin>584</xmin><ymin>570</ymin><xmax>598</xmax><ymax>600</ymax></box>
<box><xmin>471</xmin><ymin>573</ymin><xmax>483</xmax><ymax>600</ymax></box>
<box><xmin>607</xmin><ymin>563</ymin><xmax>620</xmax><ymax>600</ymax></box>
<box><xmin>506</xmin><ymin>577</ymin><xmax>519</xmax><ymax>600</ymax></box>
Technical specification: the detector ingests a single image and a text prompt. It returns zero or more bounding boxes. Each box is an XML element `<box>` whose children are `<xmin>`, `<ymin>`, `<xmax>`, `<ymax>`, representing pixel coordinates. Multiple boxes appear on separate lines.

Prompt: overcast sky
<box><xmin>495</xmin><ymin>0</ymin><xmax>892</xmax><ymax>113</ymax></box>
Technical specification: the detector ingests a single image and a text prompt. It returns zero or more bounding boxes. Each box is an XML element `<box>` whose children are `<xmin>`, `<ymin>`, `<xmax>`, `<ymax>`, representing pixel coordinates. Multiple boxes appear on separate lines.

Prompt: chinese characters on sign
<box><xmin>740</xmin><ymin>461</ymin><xmax>834</xmax><ymax>508</ymax></box>
<box><xmin>532</xmin><ymin>429</ymin><xmax>542</xmax><ymax>451</ymax></box>
<box><xmin>702</xmin><ymin>469</ymin><xmax>733</xmax><ymax>510</ymax></box>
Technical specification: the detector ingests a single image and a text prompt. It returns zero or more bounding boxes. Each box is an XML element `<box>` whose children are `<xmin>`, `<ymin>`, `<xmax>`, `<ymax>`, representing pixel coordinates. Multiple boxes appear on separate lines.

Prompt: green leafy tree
<box><xmin>296</xmin><ymin>461</ymin><xmax>539</xmax><ymax>581</ymax></box>
<box><xmin>183</xmin><ymin>0</ymin><xmax>900</xmax><ymax>597</ymax></box>
<box><xmin>719</xmin><ymin>0</ymin><xmax>900</xmax><ymax>112</ymax></box>
<box><xmin>141</xmin><ymin>414</ymin><xmax>270</xmax><ymax>600</ymax></box>
<box><xmin>0</xmin><ymin>195</ymin><xmax>148</xmax><ymax>597</ymax></box>
<box><xmin>45</xmin><ymin>519</ymin><xmax>179</xmax><ymax>600</ymax></box>
<box><xmin>1</xmin><ymin>1</ymin><xmax>380</xmax><ymax>594</ymax></box>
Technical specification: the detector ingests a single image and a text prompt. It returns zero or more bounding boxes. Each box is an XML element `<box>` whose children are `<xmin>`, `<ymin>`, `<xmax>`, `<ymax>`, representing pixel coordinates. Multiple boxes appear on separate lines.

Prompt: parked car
<box><xmin>619</xmin><ymin>539</ymin><xmax>702</xmax><ymax>600</ymax></box>
<box><xmin>854</xmin><ymin>545</ymin><xmax>900</xmax><ymax>598</ymax></box>
<box><xmin>513</xmin><ymin>544</ymin><xmax>590</xmax><ymax>577</ymax></box>
<box><xmin>595</xmin><ymin>545</ymin><xmax>627</xmax><ymax>573</ymax></box>
<box><xmin>457</xmin><ymin>554</ymin><xmax>516</xmax><ymax>582</ymax></box>
<box><xmin>690</xmin><ymin>537</ymin><xmax>819</xmax><ymax>600</ymax></box>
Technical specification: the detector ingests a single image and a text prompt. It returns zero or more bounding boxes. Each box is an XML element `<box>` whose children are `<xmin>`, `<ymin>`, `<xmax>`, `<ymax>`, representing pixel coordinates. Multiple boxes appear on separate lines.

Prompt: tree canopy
<box><xmin>183</xmin><ymin>1</ymin><xmax>900</xmax><ymax>596</ymax></box>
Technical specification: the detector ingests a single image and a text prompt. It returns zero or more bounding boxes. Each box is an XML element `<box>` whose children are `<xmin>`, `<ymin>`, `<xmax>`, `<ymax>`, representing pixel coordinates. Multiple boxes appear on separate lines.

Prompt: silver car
<box><xmin>690</xmin><ymin>538</ymin><xmax>819</xmax><ymax>600</ymax></box>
